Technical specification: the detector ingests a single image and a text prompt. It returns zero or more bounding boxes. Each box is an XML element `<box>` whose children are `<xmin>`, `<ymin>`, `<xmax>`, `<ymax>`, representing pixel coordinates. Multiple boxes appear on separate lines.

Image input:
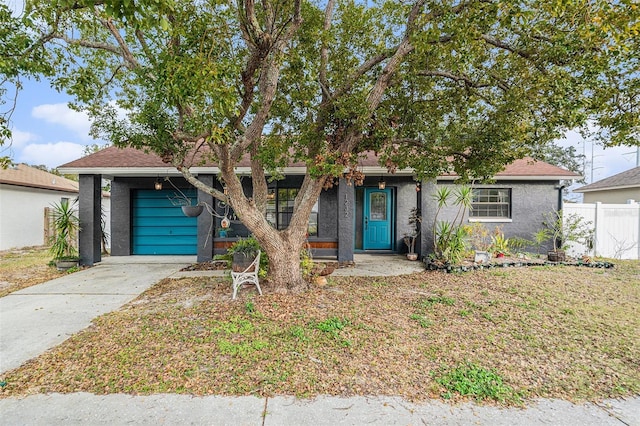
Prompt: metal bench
<box><xmin>231</xmin><ymin>251</ymin><xmax>262</xmax><ymax>300</ymax></box>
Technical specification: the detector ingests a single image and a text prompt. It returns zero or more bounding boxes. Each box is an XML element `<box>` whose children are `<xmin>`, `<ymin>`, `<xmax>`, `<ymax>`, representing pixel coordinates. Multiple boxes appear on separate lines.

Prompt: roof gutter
<box><xmin>57</xmin><ymin>166</ymin><xmax>578</xmax><ymax>182</ymax></box>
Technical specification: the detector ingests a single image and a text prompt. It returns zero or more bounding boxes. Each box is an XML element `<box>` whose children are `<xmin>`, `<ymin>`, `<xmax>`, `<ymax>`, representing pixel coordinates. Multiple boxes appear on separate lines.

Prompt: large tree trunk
<box><xmin>179</xmin><ymin>162</ymin><xmax>323</xmax><ymax>293</ymax></box>
<box><xmin>259</xmin><ymin>231</ymin><xmax>308</xmax><ymax>293</ymax></box>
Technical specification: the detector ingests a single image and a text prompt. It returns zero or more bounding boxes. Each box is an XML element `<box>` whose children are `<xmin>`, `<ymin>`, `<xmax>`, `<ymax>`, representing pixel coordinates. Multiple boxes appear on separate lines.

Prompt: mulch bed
<box><xmin>180</xmin><ymin>260</ymin><xmax>229</xmax><ymax>271</ymax></box>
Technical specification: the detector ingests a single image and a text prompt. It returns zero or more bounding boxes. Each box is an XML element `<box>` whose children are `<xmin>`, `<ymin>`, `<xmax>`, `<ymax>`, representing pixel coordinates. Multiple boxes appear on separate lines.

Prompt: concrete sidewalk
<box><xmin>1</xmin><ymin>254</ymin><xmax>638</xmax><ymax>425</ymax></box>
<box><xmin>0</xmin><ymin>393</ymin><xmax>638</xmax><ymax>425</ymax></box>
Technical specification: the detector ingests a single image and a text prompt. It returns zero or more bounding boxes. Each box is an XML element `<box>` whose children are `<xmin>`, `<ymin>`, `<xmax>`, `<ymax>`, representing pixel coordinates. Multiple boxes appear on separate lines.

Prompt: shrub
<box><xmin>433</xmin><ymin>362</ymin><xmax>520</xmax><ymax>403</ymax></box>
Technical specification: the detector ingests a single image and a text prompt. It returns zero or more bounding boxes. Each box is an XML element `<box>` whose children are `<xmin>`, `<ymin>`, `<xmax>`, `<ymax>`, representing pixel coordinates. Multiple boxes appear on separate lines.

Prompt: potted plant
<box><xmin>217</xmin><ymin>227</ymin><xmax>232</xmax><ymax>238</ymax></box>
<box><xmin>490</xmin><ymin>230</ymin><xmax>510</xmax><ymax>258</ymax></box>
<box><xmin>49</xmin><ymin>199</ymin><xmax>81</xmax><ymax>270</ymax></box>
<box><xmin>402</xmin><ymin>207</ymin><xmax>421</xmax><ymax>260</ymax></box>
<box><xmin>165</xmin><ymin>179</ymin><xmax>204</xmax><ymax>217</ymax></box>
<box><xmin>466</xmin><ymin>223</ymin><xmax>491</xmax><ymax>263</ymax></box>
<box><xmin>228</xmin><ymin>236</ymin><xmax>261</xmax><ymax>272</ymax></box>
<box><xmin>543</xmin><ymin>210</ymin><xmax>594</xmax><ymax>262</ymax></box>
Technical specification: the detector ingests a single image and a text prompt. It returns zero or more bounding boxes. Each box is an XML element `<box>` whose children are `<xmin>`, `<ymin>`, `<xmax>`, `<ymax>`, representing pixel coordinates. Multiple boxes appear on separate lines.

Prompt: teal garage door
<box><xmin>132</xmin><ymin>189</ymin><xmax>198</xmax><ymax>255</ymax></box>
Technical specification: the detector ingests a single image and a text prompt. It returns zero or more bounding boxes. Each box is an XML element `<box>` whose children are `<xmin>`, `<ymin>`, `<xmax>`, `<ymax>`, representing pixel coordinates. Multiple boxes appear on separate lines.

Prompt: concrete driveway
<box><xmin>0</xmin><ymin>256</ymin><xmax>193</xmax><ymax>374</ymax></box>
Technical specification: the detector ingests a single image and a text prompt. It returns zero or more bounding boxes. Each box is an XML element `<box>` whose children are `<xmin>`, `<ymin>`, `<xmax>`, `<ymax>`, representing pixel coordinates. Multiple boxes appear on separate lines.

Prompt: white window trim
<box><xmin>470</xmin><ymin>188</ymin><xmax>512</xmax><ymax>221</ymax></box>
<box><xmin>468</xmin><ymin>218</ymin><xmax>513</xmax><ymax>223</ymax></box>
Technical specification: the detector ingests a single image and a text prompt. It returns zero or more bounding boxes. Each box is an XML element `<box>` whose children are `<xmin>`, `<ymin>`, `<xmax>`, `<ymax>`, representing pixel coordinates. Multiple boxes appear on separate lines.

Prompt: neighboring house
<box><xmin>0</xmin><ymin>164</ymin><xmax>79</xmax><ymax>251</ymax></box>
<box><xmin>574</xmin><ymin>166</ymin><xmax>640</xmax><ymax>204</ymax></box>
<box><xmin>58</xmin><ymin>146</ymin><xmax>579</xmax><ymax>265</ymax></box>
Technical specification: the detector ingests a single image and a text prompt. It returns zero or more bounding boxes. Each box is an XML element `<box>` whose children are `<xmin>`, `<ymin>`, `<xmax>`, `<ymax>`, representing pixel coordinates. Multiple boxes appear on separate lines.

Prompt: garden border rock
<box><xmin>425</xmin><ymin>259</ymin><xmax>615</xmax><ymax>274</ymax></box>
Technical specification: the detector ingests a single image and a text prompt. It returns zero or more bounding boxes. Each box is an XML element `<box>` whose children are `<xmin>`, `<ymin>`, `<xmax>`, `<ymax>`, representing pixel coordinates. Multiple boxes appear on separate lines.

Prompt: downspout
<box><xmin>417</xmin><ymin>180</ymin><xmax>422</xmax><ymax>257</ymax></box>
<box><xmin>556</xmin><ymin>182</ymin><xmax>567</xmax><ymax>212</ymax></box>
<box><xmin>555</xmin><ymin>182</ymin><xmax>567</xmax><ymax>251</ymax></box>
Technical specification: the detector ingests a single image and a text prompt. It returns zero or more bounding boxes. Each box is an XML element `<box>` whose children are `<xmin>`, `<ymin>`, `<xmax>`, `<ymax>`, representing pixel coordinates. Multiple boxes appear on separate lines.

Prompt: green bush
<box><xmin>433</xmin><ymin>362</ymin><xmax>520</xmax><ymax>403</ymax></box>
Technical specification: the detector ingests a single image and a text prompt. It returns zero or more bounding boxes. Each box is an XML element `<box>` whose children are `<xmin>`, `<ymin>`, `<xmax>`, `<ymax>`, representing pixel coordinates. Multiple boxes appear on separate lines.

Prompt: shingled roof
<box><xmin>59</xmin><ymin>146</ymin><xmax>579</xmax><ymax>180</ymax></box>
<box><xmin>574</xmin><ymin>166</ymin><xmax>640</xmax><ymax>193</ymax></box>
<box><xmin>0</xmin><ymin>164</ymin><xmax>79</xmax><ymax>193</ymax></box>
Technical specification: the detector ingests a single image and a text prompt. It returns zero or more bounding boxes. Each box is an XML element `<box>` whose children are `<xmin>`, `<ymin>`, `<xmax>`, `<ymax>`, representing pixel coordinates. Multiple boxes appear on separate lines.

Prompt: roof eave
<box><xmin>437</xmin><ymin>175</ymin><xmax>578</xmax><ymax>181</ymax></box>
<box><xmin>58</xmin><ymin>166</ymin><xmax>419</xmax><ymax>178</ymax></box>
<box><xmin>57</xmin><ymin>166</ymin><xmax>576</xmax><ymax>181</ymax></box>
<box><xmin>574</xmin><ymin>183</ymin><xmax>640</xmax><ymax>193</ymax></box>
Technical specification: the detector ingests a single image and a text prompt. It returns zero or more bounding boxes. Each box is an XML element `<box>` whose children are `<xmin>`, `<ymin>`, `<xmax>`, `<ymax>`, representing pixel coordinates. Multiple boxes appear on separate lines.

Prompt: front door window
<box><xmin>369</xmin><ymin>192</ymin><xmax>387</xmax><ymax>220</ymax></box>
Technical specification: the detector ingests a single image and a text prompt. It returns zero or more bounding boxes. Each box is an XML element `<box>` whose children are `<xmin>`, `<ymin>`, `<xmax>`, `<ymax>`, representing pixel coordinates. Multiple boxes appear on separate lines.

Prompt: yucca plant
<box><xmin>431</xmin><ymin>185</ymin><xmax>472</xmax><ymax>263</ymax></box>
<box><xmin>49</xmin><ymin>199</ymin><xmax>80</xmax><ymax>261</ymax></box>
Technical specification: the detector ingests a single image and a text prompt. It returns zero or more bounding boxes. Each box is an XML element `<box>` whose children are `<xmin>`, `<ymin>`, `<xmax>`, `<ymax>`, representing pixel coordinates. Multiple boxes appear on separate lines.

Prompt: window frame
<box><xmin>266</xmin><ymin>187</ymin><xmax>319</xmax><ymax>236</ymax></box>
<box><xmin>469</xmin><ymin>188</ymin><xmax>512</xmax><ymax>222</ymax></box>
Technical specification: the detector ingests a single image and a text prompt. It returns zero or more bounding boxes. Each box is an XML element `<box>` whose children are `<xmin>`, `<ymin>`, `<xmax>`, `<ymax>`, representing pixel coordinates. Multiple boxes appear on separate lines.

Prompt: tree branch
<box><xmin>94</xmin><ymin>8</ymin><xmax>139</xmax><ymax>69</ymax></box>
<box><xmin>418</xmin><ymin>70</ymin><xmax>491</xmax><ymax>88</ymax></box>
<box><xmin>480</xmin><ymin>34</ymin><xmax>549</xmax><ymax>74</ymax></box>
<box><xmin>232</xmin><ymin>0</ymin><xmax>303</xmax><ymax>159</ymax></box>
<box><xmin>319</xmin><ymin>0</ymin><xmax>336</xmax><ymax>103</ymax></box>
<box><xmin>58</xmin><ymin>33</ymin><xmax>122</xmax><ymax>56</ymax></box>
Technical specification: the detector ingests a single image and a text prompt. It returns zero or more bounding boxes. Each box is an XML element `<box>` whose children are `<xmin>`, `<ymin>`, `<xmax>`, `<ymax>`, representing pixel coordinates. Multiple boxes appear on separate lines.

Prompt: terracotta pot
<box><xmin>314</xmin><ymin>275</ymin><xmax>328</xmax><ymax>286</ymax></box>
<box><xmin>406</xmin><ymin>253</ymin><xmax>418</xmax><ymax>261</ymax></box>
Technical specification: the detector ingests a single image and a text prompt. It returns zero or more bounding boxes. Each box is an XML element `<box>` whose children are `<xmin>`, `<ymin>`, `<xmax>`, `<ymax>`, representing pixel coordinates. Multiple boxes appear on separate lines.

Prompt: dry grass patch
<box><xmin>0</xmin><ymin>246</ymin><xmax>64</xmax><ymax>297</ymax></box>
<box><xmin>1</xmin><ymin>261</ymin><xmax>638</xmax><ymax>405</ymax></box>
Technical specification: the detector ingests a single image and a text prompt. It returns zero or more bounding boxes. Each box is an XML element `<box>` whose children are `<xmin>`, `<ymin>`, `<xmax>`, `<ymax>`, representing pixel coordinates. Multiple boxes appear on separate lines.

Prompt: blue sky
<box><xmin>5</xmin><ymin>78</ymin><xmax>92</xmax><ymax>168</ymax></box>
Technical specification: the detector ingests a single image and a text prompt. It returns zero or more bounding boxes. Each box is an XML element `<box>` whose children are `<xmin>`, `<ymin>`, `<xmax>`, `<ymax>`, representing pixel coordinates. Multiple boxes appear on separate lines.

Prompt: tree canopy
<box><xmin>4</xmin><ymin>0</ymin><xmax>639</xmax><ymax>290</ymax></box>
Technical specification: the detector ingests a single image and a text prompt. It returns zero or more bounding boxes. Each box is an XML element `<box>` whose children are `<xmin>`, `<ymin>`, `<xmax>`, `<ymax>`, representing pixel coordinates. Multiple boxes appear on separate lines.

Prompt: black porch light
<box><xmin>378</xmin><ymin>176</ymin><xmax>386</xmax><ymax>190</ymax></box>
<box><xmin>154</xmin><ymin>177</ymin><xmax>163</xmax><ymax>190</ymax></box>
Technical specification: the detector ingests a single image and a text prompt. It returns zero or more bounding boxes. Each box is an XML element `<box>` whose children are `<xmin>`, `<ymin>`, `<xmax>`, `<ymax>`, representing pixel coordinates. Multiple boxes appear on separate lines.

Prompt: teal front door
<box><xmin>363</xmin><ymin>188</ymin><xmax>393</xmax><ymax>250</ymax></box>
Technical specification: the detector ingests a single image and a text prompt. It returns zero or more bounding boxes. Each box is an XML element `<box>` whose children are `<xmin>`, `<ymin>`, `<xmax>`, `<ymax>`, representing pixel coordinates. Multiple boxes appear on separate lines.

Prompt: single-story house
<box><xmin>58</xmin><ymin>146</ymin><xmax>579</xmax><ymax>265</ymax></box>
<box><xmin>574</xmin><ymin>166</ymin><xmax>640</xmax><ymax>204</ymax></box>
<box><xmin>0</xmin><ymin>164</ymin><xmax>79</xmax><ymax>250</ymax></box>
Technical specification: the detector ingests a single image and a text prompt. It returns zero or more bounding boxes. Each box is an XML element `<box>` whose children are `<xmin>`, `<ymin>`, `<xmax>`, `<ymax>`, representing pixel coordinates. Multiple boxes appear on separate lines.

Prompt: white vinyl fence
<box><xmin>564</xmin><ymin>201</ymin><xmax>640</xmax><ymax>260</ymax></box>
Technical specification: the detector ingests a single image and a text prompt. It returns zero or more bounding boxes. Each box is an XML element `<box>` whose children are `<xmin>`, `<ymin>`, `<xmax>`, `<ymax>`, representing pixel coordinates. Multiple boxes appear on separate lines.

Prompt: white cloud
<box><xmin>31</xmin><ymin>103</ymin><xmax>92</xmax><ymax>140</ymax></box>
<box><xmin>19</xmin><ymin>141</ymin><xmax>85</xmax><ymax>168</ymax></box>
<box><xmin>8</xmin><ymin>128</ymin><xmax>38</xmax><ymax>148</ymax></box>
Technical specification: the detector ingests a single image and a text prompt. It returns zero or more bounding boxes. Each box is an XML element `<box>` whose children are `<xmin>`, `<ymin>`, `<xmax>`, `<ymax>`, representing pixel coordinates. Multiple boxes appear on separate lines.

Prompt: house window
<box><xmin>471</xmin><ymin>188</ymin><xmax>511</xmax><ymax>219</ymax></box>
<box><xmin>266</xmin><ymin>188</ymin><xmax>318</xmax><ymax>236</ymax></box>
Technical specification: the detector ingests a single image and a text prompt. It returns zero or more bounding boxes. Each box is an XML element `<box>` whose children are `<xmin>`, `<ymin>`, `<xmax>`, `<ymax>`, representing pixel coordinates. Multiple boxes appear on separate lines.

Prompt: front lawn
<box><xmin>1</xmin><ymin>261</ymin><xmax>638</xmax><ymax>405</ymax></box>
<box><xmin>0</xmin><ymin>246</ymin><xmax>65</xmax><ymax>297</ymax></box>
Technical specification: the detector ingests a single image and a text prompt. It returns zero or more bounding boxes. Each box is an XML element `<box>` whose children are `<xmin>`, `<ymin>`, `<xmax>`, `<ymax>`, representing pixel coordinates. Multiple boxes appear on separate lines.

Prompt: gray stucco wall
<box><xmin>109</xmin><ymin>178</ymin><xmax>132</xmax><ymax>256</ymax></box>
<box><xmin>337</xmin><ymin>179</ymin><xmax>354</xmax><ymax>262</ymax></box>
<box><xmin>420</xmin><ymin>180</ymin><xmax>561</xmax><ymax>255</ymax></box>
<box><xmin>197</xmin><ymin>175</ymin><xmax>215</xmax><ymax>262</ymax></box>
<box><xmin>395</xmin><ymin>179</ymin><xmax>421</xmax><ymax>254</ymax></box>
<box><xmin>107</xmin><ymin>174</ymin><xmax>559</xmax><ymax>260</ymax></box>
